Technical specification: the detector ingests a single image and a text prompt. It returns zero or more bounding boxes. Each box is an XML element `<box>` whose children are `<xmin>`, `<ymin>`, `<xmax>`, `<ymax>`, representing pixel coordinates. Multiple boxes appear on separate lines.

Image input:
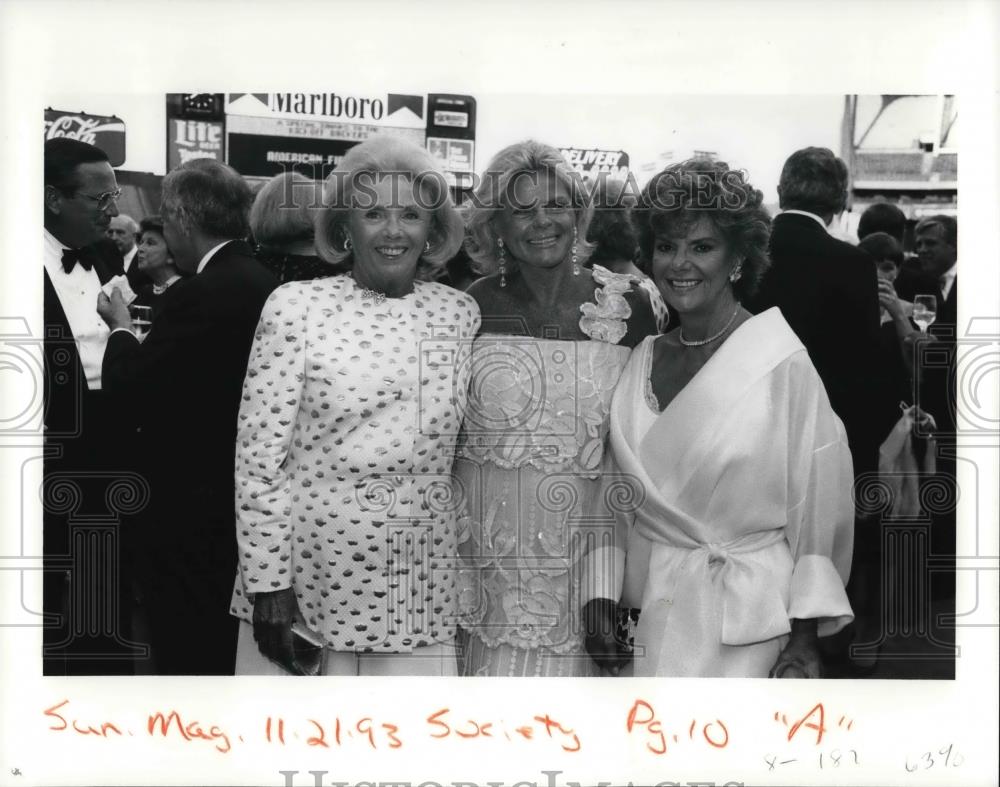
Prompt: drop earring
<box><xmin>572</xmin><ymin>225</ymin><xmax>579</xmax><ymax>276</ymax></box>
<box><xmin>344</xmin><ymin>235</ymin><xmax>353</xmax><ymax>252</ymax></box>
<box><xmin>498</xmin><ymin>237</ymin><xmax>507</xmax><ymax>288</ymax></box>
<box><xmin>425</xmin><ymin>240</ymin><xmax>431</xmax><ymax>254</ymax></box>
<box><xmin>729</xmin><ymin>259</ymin><xmax>743</xmax><ymax>282</ymax></box>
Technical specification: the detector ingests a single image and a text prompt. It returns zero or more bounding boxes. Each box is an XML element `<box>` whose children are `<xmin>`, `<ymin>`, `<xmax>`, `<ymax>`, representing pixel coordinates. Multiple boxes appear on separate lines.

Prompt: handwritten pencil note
<box><xmin>30</xmin><ymin>691</ymin><xmax>979</xmax><ymax>786</ymax></box>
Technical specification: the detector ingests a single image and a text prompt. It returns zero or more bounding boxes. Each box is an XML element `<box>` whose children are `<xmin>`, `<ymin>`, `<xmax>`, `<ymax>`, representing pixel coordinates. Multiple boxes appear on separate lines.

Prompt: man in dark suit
<box><xmin>895</xmin><ymin>215</ymin><xmax>958</xmax><ymax>432</ymax></box>
<box><xmin>98</xmin><ymin>158</ymin><xmax>277</xmax><ymax>674</ymax></box>
<box><xmin>896</xmin><ymin>215</ymin><xmax>958</xmax><ymax>602</ymax></box>
<box><xmin>107</xmin><ymin>213</ymin><xmax>152</xmax><ymax>291</ymax></box>
<box><xmin>42</xmin><ymin>138</ymin><xmax>143</xmax><ymax>675</ymax></box>
<box><xmin>747</xmin><ymin>148</ymin><xmax>882</xmax><ymax>674</ymax></box>
<box><xmin>749</xmin><ymin>146</ymin><xmax>881</xmax><ymax>480</ymax></box>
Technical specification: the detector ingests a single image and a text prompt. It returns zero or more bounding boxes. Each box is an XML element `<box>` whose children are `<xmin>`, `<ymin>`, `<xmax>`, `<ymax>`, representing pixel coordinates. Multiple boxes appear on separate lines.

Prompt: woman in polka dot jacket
<box><xmin>230</xmin><ymin>136</ymin><xmax>480</xmax><ymax>676</ymax></box>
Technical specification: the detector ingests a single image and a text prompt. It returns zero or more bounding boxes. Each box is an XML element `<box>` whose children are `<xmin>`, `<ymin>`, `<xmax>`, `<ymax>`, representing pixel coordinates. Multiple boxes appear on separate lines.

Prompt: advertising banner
<box><xmin>167</xmin><ymin>119</ymin><xmax>224</xmax><ymax>170</ymax></box>
<box><xmin>225</xmin><ymin>92</ymin><xmax>425</xmax><ymax>129</ymax></box>
<box><xmin>226</xmin><ymin>114</ymin><xmax>424</xmax><ymax>179</ymax></box>
<box><xmin>44</xmin><ymin>109</ymin><xmax>126</xmax><ymax>166</ymax></box>
<box><xmin>559</xmin><ymin>147</ymin><xmax>630</xmax><ymax>180</ymax></box>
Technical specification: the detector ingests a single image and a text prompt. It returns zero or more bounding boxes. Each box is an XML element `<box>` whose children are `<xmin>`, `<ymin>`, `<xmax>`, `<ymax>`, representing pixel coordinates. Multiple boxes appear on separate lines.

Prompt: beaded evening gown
<box><xmin>454</xmin><ymin>266</ymin><xmax>641</xmax><ymax>676</ymax></box>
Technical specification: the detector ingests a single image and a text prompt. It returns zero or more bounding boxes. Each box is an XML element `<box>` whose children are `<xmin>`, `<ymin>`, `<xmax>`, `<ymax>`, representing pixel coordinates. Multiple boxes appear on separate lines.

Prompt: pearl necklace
<box><xmin>678</xmin><ymin>305</ymin><xmax>741</xmax><ymax>347</ymax></box>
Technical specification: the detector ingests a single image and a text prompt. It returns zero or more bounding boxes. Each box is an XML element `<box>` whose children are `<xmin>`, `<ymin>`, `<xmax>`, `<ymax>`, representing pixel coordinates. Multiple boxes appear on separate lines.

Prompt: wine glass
<box><xmin>128</xmin><ymin>304</ymin><xmax>153</xmax><ymax>341</ymax></box>
<box><xmin>912</xmin><ymin>295</ymin><xmax>937</xmax><ymax>333</ymax></box>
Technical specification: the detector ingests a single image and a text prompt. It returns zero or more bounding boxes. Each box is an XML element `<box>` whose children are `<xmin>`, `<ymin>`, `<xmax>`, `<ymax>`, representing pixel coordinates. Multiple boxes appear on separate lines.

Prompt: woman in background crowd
<box><xmin>586</xmin><ymin>177</ymin><xmax>644</xmax><ymax>278</ymax></box>
<box><xmin>454</xmin><ymin>140</ymin><xmax>658</xmax><ymax>677</ymax></box>
<box><xmin>859</xmin><ymin>231</ymin><xmax>918</xmax><ymax>440</ymax></box>
<box><xmin>231</xmin><ymin>136</ymin><xmax>479</xmax><ymax>676</ymax></box>
<box><xmin>591</xmin><ymin>159</ymin><xmax>854</xmax><ymax>678</ymax></box>
<box><xmin>586</xmin><ymin>176</ymin><xmax>670</xmax><ymax>330</ymax></box>
<box><xmin>249</xmin><ymin>171</ymin><xmax>331</xmax><ymax>283</ymax></box>
<box><xmin>131</xmin><ymin>215</ymin><xmax>184</xmax><ymax>318</ymax></box>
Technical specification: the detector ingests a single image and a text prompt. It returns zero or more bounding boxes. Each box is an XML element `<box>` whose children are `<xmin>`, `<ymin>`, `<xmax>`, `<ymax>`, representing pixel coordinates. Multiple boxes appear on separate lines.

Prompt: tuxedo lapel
<box><xmin>43</xmin><ymin>268</ymin><xmax>71</xmax><ymax>332</ymax></box>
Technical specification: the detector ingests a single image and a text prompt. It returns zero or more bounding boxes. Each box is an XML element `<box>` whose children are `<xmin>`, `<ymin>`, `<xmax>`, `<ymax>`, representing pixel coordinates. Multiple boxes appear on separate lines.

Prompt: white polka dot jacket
<box><xmin>230</xmin><ymin>275</ymin><xmax>481</xmax><ymax>652</ymax></box>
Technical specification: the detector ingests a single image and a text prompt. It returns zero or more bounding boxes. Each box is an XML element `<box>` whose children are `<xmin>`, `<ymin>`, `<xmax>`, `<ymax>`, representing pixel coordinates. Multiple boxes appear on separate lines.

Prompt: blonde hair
<box><xmin>249</xmin><ymin>172</ymin><xmax>324</xmax><ymax>250</ymax></box>
<box><xmin>464</xmin><ymin>140</ymin><xmax>594</xmax><ymax>276</ymax></box>
<box><xmin>314</xmin><ymin>135</ymin><xmax>464</xmax><ymax>278</ymax></box>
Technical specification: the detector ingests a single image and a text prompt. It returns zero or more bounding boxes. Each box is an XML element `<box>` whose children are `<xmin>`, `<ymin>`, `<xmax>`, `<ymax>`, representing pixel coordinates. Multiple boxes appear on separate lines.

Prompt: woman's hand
<box><xmin>252</xmin><ymin>587</ymin><xmax>299</xmax><ymax>673</ymax></box>
<box><xmin>770</xmin><ymin>618</ymin><xmax>822</xmax><ymax>679</ymax></box>
<box><xmin>583</xmin><ymin>598</ymin><xmax>631</xmax><ymax>676</ymax></box>
<box><xmin>877</xmin><ymin>279</ymin><xmax>905</xmax><ymax>322</ymax></box>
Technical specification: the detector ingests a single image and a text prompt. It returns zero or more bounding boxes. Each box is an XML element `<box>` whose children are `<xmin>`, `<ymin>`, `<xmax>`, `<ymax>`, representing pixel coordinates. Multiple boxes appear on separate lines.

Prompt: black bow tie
<box><xmin>61</xmin><ymin>247</ymin><xmax>94</xmax><ymax>273</ymax></box>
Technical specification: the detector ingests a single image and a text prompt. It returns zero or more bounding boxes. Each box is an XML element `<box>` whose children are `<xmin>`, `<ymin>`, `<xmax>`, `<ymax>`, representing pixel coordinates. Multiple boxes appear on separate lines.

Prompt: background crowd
<box><xmin>42</xmin><ymin>132</ymin><xmax>957</xmax><ymax>679</ymax></box>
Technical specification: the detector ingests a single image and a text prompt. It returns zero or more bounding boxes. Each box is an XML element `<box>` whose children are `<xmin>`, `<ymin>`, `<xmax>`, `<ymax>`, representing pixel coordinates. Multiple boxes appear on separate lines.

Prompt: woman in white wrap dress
<box><xmin>589</xmin><ymin>159</ymin><xmax>855</xmax><ymax>678</ymax></box>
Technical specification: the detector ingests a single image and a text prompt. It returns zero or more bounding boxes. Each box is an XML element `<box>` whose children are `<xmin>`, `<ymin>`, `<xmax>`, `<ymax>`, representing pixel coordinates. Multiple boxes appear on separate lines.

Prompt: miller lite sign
<box><xmin>168</xmin><ymin>119</ymin><xmax>225</xmax><ymax>170</ymax></box>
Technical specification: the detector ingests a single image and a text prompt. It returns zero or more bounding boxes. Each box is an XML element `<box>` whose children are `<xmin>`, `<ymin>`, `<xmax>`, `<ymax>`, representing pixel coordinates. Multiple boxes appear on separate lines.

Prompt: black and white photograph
<box><xmin>1</xmin><ymin>2</ymin><xmax>998</xmax><ymax>786</ymax></box>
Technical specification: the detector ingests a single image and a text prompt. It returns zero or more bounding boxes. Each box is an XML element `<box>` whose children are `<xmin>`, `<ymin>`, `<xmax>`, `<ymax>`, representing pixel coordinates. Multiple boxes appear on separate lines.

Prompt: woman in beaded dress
<box><xmin>454</xmin><ymin>141</ymin><xmax>660</xmax><ymax>677</ymax></box>
<box><xmin>230</xmin><ymin>136</ymin><xmax>480</xmax><ymax>676</ymax></box>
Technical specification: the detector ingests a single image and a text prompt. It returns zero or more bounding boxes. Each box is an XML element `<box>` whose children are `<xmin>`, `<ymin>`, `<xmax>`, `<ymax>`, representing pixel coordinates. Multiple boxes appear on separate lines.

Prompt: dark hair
<box><xmin>586</xmin><ymin>178</ymin><xmax>639</xmax><ymax>266</ymax></box>
<box><xmin>44</xmin><ymin>137</ymin><xmax>110</xmax><ymax>192</ymax></box>
<box><xmin>858</xmin><ymin>231</ymin><xmax>903</xmax><ymax>265</ymax></box>
<box><xmin>858</xmin><ymin>202</ymin><xmax>906</xmax><ymax>242</ymax></box>
<box><xmin>777</xmin><ymin>146</ymin><xmax>848</xmax><ymax>216</ymax></box>
<box><xmin>161</xmin><ymin>158</ymin><xmax>252</xmax><ymax>239</ymax></box>
<box><xmin>633</xmin><ymin>159</ymin><xmax>771</xmax><ymax>302</ymax></box>
<box><xmin>915</xmin><ymin>214</ymin><xmax>957</xmax><ymax>247</ymax></box>
<box><xmin>138</xmin><ymin>214</ymin><xmax>165</xmax><ymax>238</ymax></box>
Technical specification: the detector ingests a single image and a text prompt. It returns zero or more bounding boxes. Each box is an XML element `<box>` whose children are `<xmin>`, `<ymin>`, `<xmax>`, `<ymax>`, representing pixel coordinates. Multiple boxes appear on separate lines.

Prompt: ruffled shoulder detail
<box><xmin>578</xmin><ymin>264</ymin><xmax>640</xmax><ymax>344</ymax></box>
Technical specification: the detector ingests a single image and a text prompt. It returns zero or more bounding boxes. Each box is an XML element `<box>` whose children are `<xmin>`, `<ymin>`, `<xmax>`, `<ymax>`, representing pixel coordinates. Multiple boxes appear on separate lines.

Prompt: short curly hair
<box><xmin>632</xmin><ymin>159</ymin><xmax>771</xmax><ymax>302</ymax></box>
<box><xmin>463</xmin><ymin>140</ymin><xmax>594</xmax><ymax>276</ymax></box>
<box><xmin>314</xmin><ymin>135</ymin><xmax>463</xmax><ymax>279</ymax></box>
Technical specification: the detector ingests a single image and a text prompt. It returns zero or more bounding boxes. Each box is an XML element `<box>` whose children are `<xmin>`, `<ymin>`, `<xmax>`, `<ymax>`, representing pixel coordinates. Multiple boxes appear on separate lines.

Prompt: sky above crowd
<box><xmin>44</xmin><ymin>92</ymin><xmax>848</xmax><ymax>207</ymax></box>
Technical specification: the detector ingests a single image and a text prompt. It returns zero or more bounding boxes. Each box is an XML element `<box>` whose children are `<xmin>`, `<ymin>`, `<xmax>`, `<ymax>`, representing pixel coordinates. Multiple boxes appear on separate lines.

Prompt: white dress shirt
<box><xmin>43</xmin><ymin>230</ymin><xmax>111</xmax><ymax>390</ymax></box>
<box><xmin>940</xmin><ymin>261</ymin><xmax>958</xmax><ymax>301</ymax></box>
<box><xmin>122</xmin><ymin>245</ymin><xmax>138</xmax><ymax>273</ymax></box>
<box><xmin>197</xmin><ymin>240</ymin><xmax>233</xmax><ymax>274</ymax></box>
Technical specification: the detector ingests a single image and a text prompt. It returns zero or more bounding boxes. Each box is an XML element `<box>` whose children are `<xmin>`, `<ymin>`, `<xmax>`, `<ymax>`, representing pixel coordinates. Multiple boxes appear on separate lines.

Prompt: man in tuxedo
<box><xmin>43</xmin><ymin>138</ymin><xmax>136</xmax><ymax>674</ymax></box>
<box><xmin>749</xmin><ymin>146</ymin><xmax>881</xmax><ymax>480</ymax></box>
<box><xmin>107</xmin><ymin>213</ymin><xmax>149</xmax><ymax>291</ymax></box>
<box><xmin>98</xmin><ymin>158</ymin><xmax>277</xmax><ymax>674</ymax></box>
